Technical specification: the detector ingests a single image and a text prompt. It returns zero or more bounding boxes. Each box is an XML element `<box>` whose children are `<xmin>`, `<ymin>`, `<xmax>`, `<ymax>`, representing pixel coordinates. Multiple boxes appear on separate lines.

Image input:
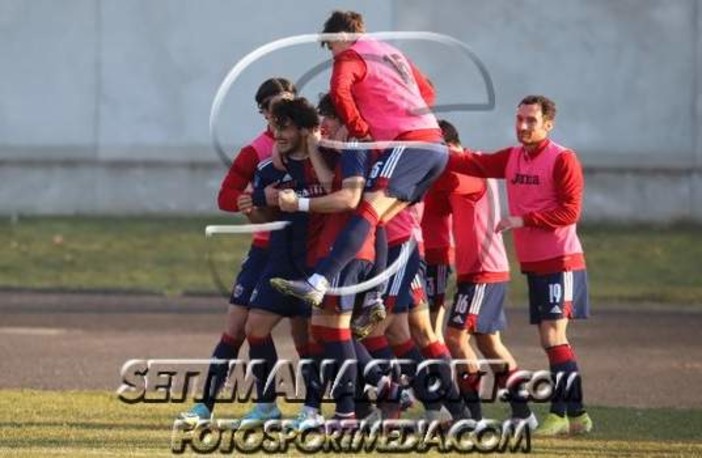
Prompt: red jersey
<box><xmin>217</xmin><ymin>130</ymin><xmax>274</xmax><ymax>247</ymax></box>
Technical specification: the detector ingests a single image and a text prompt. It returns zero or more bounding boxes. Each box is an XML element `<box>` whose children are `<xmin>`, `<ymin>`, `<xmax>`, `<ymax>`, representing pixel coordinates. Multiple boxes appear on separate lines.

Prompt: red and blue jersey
<box><xmin>253</xmin><ymin>157</ymin><xmax>327</xmax><ymax>269</ymax></box>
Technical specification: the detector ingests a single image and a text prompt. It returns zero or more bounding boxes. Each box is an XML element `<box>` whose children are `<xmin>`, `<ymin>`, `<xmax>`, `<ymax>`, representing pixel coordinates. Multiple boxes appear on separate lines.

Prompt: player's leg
<box><xmin>474</xmin><ymin>332</ymin><xmax>537</xmax><ymax>430</ymax></box>
<box><xmin>529</xmin><ymin>270</ymin><xmax>592</xmax><ymax>436</ymax></box>
<box><xmin>426</xmin><ymin>263</ymin><xmax>451</xmax><ymax>343</ymax></box>
<box><xmin>178</xmin><ymin>245</ymin><xmax>267</xmax><ymax>424</ymax></box>
<box><xmin>288</xmin><ymin>311</ymin><xmax>326</xmax><ymax>432</ymax></box>
<box><xmin>238</xmin><ymin>309</ymin><xmax>284</xmax><ymax>428</ymax></box>
<box><xmin>445</xmin><ymin>281</ymin><xmax>513</xmax><ymax>424</ymax></box>
<box><xmin>407</xmin><ymin>264</ymin><xmax>469</xmax><ymax>423</ymax></box>
<box><xmin>309</xmin><ymin>262</ymin><xmax>373</xmax><ymax>422</ymax></box>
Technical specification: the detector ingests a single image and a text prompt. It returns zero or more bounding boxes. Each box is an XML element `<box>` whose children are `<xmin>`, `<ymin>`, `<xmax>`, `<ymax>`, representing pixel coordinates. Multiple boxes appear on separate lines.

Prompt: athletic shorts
<box><xmin>408</xmin><ymin>258</ymin><xmax>429</xmax><ymax>311</ymax></box>
<box><xmin>447</xmin><ymin>281</ymin><xmax>508</xmax><ymax>334</ymax></box>
<box><xmin>527</xmin><ymin>270</ymin><xmax>590</xmax><ymax>324</ymax></box>
<box><xmin>366</xmin><ymin>144</ymin><xmax>449</xmax><ymax>203</ymax></box>
<box><xmin>321</xmin><ymin>259</ymin><xmax>374</xmax><ymax>314</ymax></box>
<box><xmin>425</xmin><ymin>263</ymin><xmax>452</xmax><ymax>312</ymax></box>
<box><xmin>229</xmin><ymin>245</ymin><xmax>269</xmax><ymax>307</ymax></box>
<box><xmin>384</xmin><ymin>241</ymin><xmax>421</xmax><ymax>314</ymax></box>
<box><xmin>249</xmin><ymin>267</ymin><xmax>311</xmax><ymax>318</ymax></box>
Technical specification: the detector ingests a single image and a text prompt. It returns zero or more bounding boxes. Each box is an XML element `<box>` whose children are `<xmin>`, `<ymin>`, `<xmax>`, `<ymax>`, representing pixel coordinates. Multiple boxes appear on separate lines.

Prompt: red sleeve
<box><xmin>446</xmin><ymin>148</ymin><xmax>511</xmax><ymax>179</ymax></box>
<box><xmin>217</xmin><ymin>146</ymin><xmax>259</xmax><ymax>212</ymax></box>
<box><xmin>522</xmin><ymin>151</ymin><xmax>584</xmax><ymax>229</ymax></box>
<box><xmin>421</xmin><ymin>190</ymin><xmax>452</xmax><ymax>264</ymax></box>
<box><xmin>409</xmin><ymin>61</ymin><xmax>435</xmax><ymax>107</ymax></box>
<box><xmin>433</xmin><ymin>150</ymin><xmax>487</xmax><ymax>195</ymax></box>
<box><xmin>330</xmin><ymin>49</ymin><xmax>370</xmax><ymax>139</ymax></box>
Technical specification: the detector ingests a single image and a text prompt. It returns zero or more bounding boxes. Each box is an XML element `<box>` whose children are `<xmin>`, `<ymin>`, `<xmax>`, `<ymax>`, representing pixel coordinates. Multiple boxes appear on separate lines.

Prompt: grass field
<box><xmin>1</xmin><ymin>390</ymin><xmax>701</xmax><ymax>457</ymax></box>
<box><xmin>0</xmin><ymin>216</ymin><xmax>700</xmax><ymax>305</ymax></box>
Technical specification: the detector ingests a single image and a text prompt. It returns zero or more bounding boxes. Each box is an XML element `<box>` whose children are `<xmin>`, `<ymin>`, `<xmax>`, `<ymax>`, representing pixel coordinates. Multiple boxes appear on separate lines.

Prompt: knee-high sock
<box><xmin>392</xmin><ymin>339</ymin><xmax>442</xmax><ymax>413</ymax></box>
<box><xmin>496</xmin><ymin>367</ymin><xmax>532</xmax><ymax>419</ymax></box>
<box><xmin>422</xmin><ymin>340</ymin><xmax>469</xmax><ymax>420</ymax></box>
<box><xmin>202</xmin><ymin>333</ymin><xmax>244</xmax><ymax>412</ymax></box>
<box><xmin>363</xmin><ymin>335</ymin><xmax>397</xmax><ymax>379</ymax></box>
<box><xmin>457</xmin><ymin>371</ymin><xmax>483</xmax><ymax>421</ymax></box>
<box><xmin>316</xmin><ymin>201</ymin><xmax>379</xmax><ymax>282</ymax></box>
<box><xmin>298</xmin><ymin>342</ymin><xmax>325</xmax><ymax>411</ymax></box>
<box><xmin>247</xmin><ymin>335</ymin><xmax>278</xmax><ymax>404</ymax></box>
<box><xmin>546</xmin><ymin>344</ymin><xmax>584</xmax><ymax>416</ymax></box>
<box><xmin>312</xmin><ymin>326</ymin><xmax>358</xmax><ymax>416</ymax></box>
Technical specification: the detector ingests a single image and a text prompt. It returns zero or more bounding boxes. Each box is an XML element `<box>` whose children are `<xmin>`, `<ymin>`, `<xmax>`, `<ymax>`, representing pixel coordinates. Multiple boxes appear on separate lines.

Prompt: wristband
<box><xmin>298</xmin><ymin>197</ymin><xmax>310</xmax><ymax>212</ymax></box>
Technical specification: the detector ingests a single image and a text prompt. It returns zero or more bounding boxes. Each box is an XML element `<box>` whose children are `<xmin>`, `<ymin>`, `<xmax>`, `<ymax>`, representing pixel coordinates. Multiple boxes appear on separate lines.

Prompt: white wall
<box><xmin>0</xmin><ymin>0</ymin><xmax>700</xmax><ymax>220</ymax></box>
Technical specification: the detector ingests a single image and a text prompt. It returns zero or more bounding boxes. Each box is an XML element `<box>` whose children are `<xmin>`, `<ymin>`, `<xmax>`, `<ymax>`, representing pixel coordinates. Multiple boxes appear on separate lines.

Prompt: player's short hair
<box><xmin>322</xmin><ymin>10</ymin><xmax>365</xmax><ymax>35</ymax></box>
<box><xmin>271</xmin><ymin>98</ymin><xmax>320</xmax><ymax>130</ymax></box>
<box><xmin>438</xmin><ymin>119</ymin><xmax>461</xmax><ymax>146</ymax></box>
<box><xmin>317</xmin><ymin>93</ymin><xmax>338</xmax><ymax>118</ymax></box>
<box><xmin>255</xmin><ymin>78</ymin><xmax>297</xmax><ymax>110</ymax></box>
<box><xmin>519</xmin><ymin>95</ymin><xmax>557</xmax><ymax>121</ymax></box>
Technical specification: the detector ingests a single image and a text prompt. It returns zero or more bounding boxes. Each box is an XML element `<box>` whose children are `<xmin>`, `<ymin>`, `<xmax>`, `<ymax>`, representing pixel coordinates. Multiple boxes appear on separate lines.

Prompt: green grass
<box><xmin>0</xmin><ymin>390</ymin><xmax>700</xmax><ymax>457</ymax></box>
<box><xmin>0</xmin><ymin>216</ymin><xmax>700</xmax><ymax>305</ymax></box>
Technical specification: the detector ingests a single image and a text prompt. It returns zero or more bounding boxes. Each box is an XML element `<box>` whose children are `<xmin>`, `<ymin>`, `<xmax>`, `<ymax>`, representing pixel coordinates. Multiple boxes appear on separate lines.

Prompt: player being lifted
<box><xmin>271</xmin><ymin>10</ymin><xmax>447</xmax><ymax>310</ymax></box>
<box><xmin>446</xmin><ymin>96</ymin><xmax>593</xmax><ymax>436</ymax></box>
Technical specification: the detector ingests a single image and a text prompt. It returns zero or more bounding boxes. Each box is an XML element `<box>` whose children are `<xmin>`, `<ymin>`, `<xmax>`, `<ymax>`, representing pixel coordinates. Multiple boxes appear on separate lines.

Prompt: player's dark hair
<box><xmin>317</xmin><ymin>93</ymin><xmax>338</xmax><ymax>118</ymax></box>
<box><xmin>271</xmin><ymin>97</ymin><xmax>320</xmax><ymax>130</ymax></box>
<box><xmin>519</xmin><ymin>95</ymin><xmax>557</xmax><ymax>121</ymax></box>
<box><xmin>438</xmin><ymin>119</ymin><xmax>461</xmax><ymax>146</ymax></box>
<box><xmin>255</xmin><ymin>78</ymin><xmax>297</xmax><ymax>108</ymax></box>
<box><xmin>322</xmin><ymin>10</ymin><xmax>365</xmax><ymax>35</ymax></box>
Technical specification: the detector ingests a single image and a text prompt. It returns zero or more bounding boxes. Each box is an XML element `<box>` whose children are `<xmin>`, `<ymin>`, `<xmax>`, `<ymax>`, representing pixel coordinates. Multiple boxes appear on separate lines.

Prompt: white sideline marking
<box><xmin>0</xmin><ymin>327</ymin><xmax>69</xmax><ymax>336</ymax></box>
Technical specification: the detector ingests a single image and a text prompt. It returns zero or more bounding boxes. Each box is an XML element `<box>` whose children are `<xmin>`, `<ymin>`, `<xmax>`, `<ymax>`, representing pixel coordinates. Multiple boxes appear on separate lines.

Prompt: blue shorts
<box><xmin>527</xmin><ymin>270</ymin><xmax>590</xmax><ymax>324</ymax></box>
<box><xmin>425</xmin><ymin>263</ymin><xmax>452</xmax><ymax>312</ymax></box>
<box><xmin>250</xmin><ymin>267</ymin><xmax>311</xmax><ymax>318</ymax></box>
<box><xmin>366</xmin><ymin>144</ymin><xmax>449</xmax><ymax>203</ymax></box>
<box><xmin>229</xmin><ymin>245</ymin><xmax>269</xmax><ymax>307</ymax></box>
<box><xmin>447</xmin><ymin>281</ymin><xmax>508</xmax><ymax>334</ymax></box>
<box><xmin>321</xmin><ymin>259</ymin><xmax>374</xmax><ymax>314</ymax></box>
<box><xmin>384</xmin><ymin>241</ymin><xmax>421</xmax><ymax>314</ymax></box>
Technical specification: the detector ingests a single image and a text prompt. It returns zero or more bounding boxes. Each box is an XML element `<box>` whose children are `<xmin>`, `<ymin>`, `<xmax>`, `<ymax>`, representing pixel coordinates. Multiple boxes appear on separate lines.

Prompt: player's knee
<box><xmin>444</xmin><ymin>328</ymin><xmax>465</xmax><ymax>354</ymax></box>
<box><xmin>410</xmin><ymin>325</ymin><xmax>434</xmax><ymax>349</ymax></box>
<box><xmin>244</xmin><ymin>318</ymin><xmax>265</xmax><ymax>339</ymax></box>
<box><xmin>225</xmin><ymin>310</ymin><xmax>247</xmax><ymax>336</ymax></box>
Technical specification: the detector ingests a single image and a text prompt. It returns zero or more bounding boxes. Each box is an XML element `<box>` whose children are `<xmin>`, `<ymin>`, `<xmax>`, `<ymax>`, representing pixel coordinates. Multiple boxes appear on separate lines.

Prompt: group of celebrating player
<box><xmin>179</xmin><ymin>9</ymin><xmax>593</xmax><ymax>438</ymax></box>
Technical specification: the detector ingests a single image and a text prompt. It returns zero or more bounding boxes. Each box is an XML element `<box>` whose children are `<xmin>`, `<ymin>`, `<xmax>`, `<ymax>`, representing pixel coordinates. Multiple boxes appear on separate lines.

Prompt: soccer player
<box><xmin>277</xmin><ymin>94</ymin><xmax>410</xmax><ymax>424</ymax></box>
<box><xmin>446</xmin><ymin>96</ymin><xmax>593</xmax><ymax>436</ymax></box>
<box><xmin>178</xmin><ymin>78</ymin><xmax>295</xmax><ymax>425</ymax></box>
<box><xmin>271</xmin><ymin>10</ymin><xmax>448</xmax><ymax>307</ymax></box>
<box><xmin>432</xmin><ymin>119</ymin><xmax>537</xmax><ymax>430</ymax></box>
<box><xmin>235</xmin><ymin>97</ymin><xmax>328</xmax><ymax>429</ymax></box>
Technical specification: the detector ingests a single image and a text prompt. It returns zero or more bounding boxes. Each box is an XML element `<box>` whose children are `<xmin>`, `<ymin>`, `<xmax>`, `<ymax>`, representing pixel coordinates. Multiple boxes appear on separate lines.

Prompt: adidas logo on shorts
<box><xmin>549</xmin><ymin>305</ymin><xmax>561</xmax><ymax>314</ymax></box>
